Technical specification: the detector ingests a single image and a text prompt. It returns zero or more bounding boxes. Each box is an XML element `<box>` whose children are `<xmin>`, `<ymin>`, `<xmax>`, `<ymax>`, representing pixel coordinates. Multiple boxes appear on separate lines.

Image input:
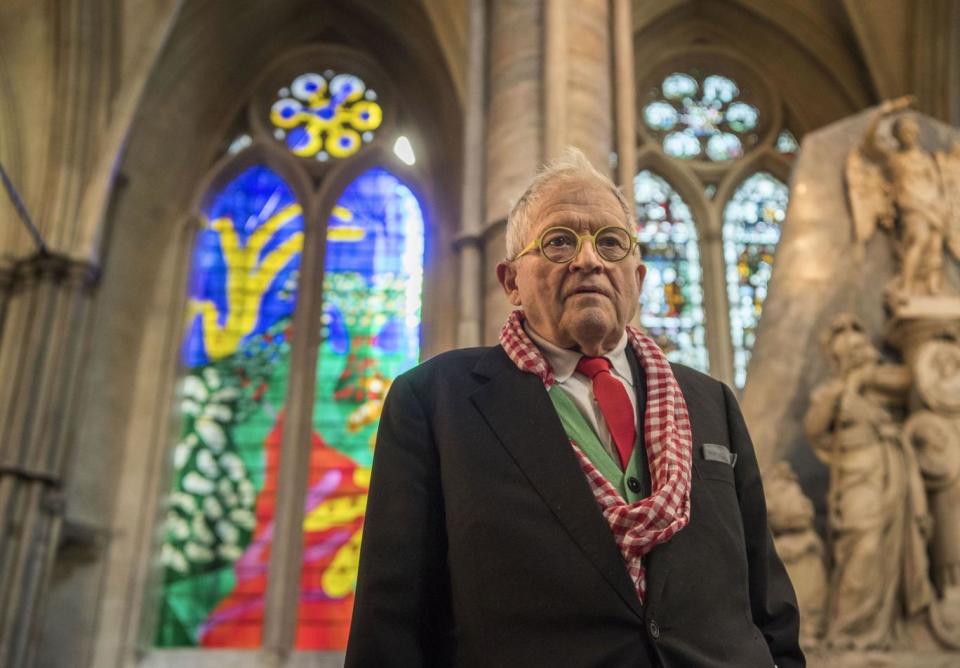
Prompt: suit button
<box><xmin>649</xmin><ymin>620</ymin><xmax>660</xmax><ymax>639</ymax></box>
<box><xmin>627</xmin><ymin>477</ymin><xmax>642</xmax><ymax>493</ymax></box>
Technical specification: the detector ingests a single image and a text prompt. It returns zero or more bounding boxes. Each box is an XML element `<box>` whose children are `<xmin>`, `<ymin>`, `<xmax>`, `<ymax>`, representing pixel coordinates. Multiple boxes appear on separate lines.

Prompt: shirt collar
<box><xmin>523</xmin><ymin>322</ymin><xmax>634</xmax><ymax>386</ymax></box>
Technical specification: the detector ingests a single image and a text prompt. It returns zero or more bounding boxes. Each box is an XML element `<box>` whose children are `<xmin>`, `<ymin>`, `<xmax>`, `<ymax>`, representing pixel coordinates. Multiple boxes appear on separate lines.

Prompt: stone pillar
<box><xmin>612</xmin><ymin>0</ymin><xmax>637</xmax><ymax>217</ymax></box>
<box><xmin>0</xmin><ymin>252</ymin><xmax>98</xmax><ymax>668</ymax></box>
<box><xmin>483</xmin><ymin>0</ymin><xmax>616</xmax><ymax>343</ymax></box>
<box><xmin>455</xmin><ymin>0</ymin><xmax>487</xmax><ymax>348</ymax></box>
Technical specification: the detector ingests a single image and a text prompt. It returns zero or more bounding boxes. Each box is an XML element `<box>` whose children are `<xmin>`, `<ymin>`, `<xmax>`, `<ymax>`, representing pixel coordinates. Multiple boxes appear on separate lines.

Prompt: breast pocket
<box><xmin>692</xmin><ymin>457</ymin><xmax>736</xmax><ymax>485</ymax></box>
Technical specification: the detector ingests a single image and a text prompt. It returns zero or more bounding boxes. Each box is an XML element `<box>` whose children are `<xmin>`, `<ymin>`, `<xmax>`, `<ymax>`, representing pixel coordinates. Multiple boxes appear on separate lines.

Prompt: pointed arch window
<box><xmin>636</xmin><ymin>52</ymin><xmax>797</xmax><ymax>388</ymax></box>
<box><xmin>297</xmin><ymin>168</ymin><xmax>424</xmax><ymax>648</ymax></box>
<box><xmin>157</xmin><ymin>165</ymin><xmax>303</xmax><ymax>648</ymax></box>
<box><xmin>722</xmin><ymin>172</ymin><xmax>788</xmax><ymax>388</ymax></box>
<box><xmin>154</xmin><ymin>48</ymin><xmax>428</xmax><ymax>654</ymax></box>
<box><xmin>634</xmin><ymin>170</ymin><xmax>707</xmax><ymax>372</ymax></box>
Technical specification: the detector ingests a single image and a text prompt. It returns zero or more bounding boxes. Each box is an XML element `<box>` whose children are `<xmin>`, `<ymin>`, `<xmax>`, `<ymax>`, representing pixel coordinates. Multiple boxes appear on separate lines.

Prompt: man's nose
<box><xmin>570</xmin><ymin>237</ymin><xmax>603</xmax><ymax>270</ymax></box>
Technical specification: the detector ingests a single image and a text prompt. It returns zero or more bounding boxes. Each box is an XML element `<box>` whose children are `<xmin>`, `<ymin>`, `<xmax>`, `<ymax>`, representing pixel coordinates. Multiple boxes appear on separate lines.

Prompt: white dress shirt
<box><xmin>524</xmin><ymin>323</ymin><xmax>638</xmax><ymax>465</ymax></box>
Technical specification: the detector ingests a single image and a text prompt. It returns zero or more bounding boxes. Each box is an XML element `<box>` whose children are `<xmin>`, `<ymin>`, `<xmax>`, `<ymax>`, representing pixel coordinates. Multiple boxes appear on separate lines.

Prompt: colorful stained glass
<box><xmin>776</xmin><ymin>129</ymin><xmax>799</xmax><ymax>155</ymax></box>
<box><xmin>156</xmin><ymin>165</ymin><xmax>305</xmax><ymax>648</ymax></box>
<box><xmin>634</xmin><ymin>170</ymin><xmax>708</xmax><ymax>372</ymax></box>
<box><xmin>722</xmin><ymin>171</ymin><xmax>788</xmax><ymax>387</ymax></box>
<box><xmin>643</xmin><ymin>71</ymin><xmax>759</xmax><ymax>162</ymax></box>
<box><xmin>271</xmin><ymin>71</ymin><xmax>383</xmax><ymax>161</ymax></box>
<box><xmin>295</xmin><ymin>168</ymin><xmax>425</xmax><ymax>648</ymax></box>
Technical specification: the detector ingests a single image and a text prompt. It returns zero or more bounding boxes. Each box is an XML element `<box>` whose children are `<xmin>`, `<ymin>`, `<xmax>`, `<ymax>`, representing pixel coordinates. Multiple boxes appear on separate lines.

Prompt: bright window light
<box><xmin>393</xmin><ymin>136</ymin><xmax>416</xmax><ymax>165</ymax></box>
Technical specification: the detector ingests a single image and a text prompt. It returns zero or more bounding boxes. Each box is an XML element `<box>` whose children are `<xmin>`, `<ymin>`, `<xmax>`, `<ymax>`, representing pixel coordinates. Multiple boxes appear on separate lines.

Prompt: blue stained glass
<box><xmin>184</xmin><ymin>165</ymin><xmax>304</xmax><ymax>368</ymax></box>
<box><xmin>722</xmin><ymin>171</ymin><xmax>788</xmax><ymax>387</ymax></box>
<box><xmin>634</xmin><ymin>170</ymin><xmax>708</xmax><ymax>372</ymax></box>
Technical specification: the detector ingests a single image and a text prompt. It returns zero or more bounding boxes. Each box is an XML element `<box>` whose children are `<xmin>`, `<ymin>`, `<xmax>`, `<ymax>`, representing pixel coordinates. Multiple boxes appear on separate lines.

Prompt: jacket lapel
<box><xmin>469</xmin><ymin>347</ymin><xmax>644</xmax><ymax>619</ymax></box>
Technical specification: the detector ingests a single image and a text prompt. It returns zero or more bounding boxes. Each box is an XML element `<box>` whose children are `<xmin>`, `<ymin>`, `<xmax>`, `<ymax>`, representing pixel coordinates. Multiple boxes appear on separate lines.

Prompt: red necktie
<box><xmin>576</xmin><ymin>356</ymin><xmax>636</xmax><ymax>470</ymax></box>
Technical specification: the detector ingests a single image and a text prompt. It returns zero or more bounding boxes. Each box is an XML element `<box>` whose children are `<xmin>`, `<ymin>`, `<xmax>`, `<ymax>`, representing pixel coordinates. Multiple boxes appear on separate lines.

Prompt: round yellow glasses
<box><xmin>513</xmin><ymin>226</ymin><xmax>637</xmax><ymax>264</ymax></box>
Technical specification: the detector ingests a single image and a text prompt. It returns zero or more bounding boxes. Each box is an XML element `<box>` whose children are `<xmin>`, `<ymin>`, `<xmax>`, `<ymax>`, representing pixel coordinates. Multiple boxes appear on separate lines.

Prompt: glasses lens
<box><xmin>541</xmin><ymin>228</ymin><xmax>578</xmax><ymax>262</ymax></box>
<box><xmin>595</xmin><ymin>227</ymin><xmax>632</xmax><ymax>261</ymax></box>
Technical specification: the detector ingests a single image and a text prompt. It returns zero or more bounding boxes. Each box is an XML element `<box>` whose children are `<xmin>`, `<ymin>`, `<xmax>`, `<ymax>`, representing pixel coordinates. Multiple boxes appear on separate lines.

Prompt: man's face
<box><xmin>497</xmin><ymin>177</ymin><xmax>645</xmax><ymax>355</ymax></box>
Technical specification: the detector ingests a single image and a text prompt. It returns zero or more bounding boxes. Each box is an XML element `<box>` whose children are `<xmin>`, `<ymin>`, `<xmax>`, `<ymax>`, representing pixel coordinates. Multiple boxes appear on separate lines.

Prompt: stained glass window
<box><xmin>157</xmin><ymin>165</ymin><xmax>305</xmax><ymax>648</ymax></box>
<box><xmin>295</xmin><ymin>168</ymin><xmax>425</xmax><ymax>648</ymax></box>
<box><xmin>634</xmin><ymin>170</ymin><xmax>708</xmax><ymax>372</ymax></box>
<box><xmin>271</xmin><ymin>71</ymin><xmax>383</xmax><ymax>161</ymax></box>
<box><xmin>722</xmin><ymin>172</ymin><xmax>788</xmax><ymax>387</ymax></box>
<box><xmin>642</xmin><ymin>72</ymin><xmax>759</xmax><ymax>162</ymax></box>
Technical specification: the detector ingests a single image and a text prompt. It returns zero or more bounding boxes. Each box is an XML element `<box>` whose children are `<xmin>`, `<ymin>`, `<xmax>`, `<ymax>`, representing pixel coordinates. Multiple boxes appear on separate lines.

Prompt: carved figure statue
<box><xmin>804</xmin><ymin>314</ymin><xmax>933</xmax><ymax>649</ymax></box>
<box><xmin>908</xmin><ymin>340</ymin><xmax>960</xmax><ymax>592</ymax></box>
<box><xmin>765</xmin><ymin>461</ymin><xmax>827</xmax><ymax>645</ymax></box>
<box><xmin>904</xmin><ymin>410</ymin><xmax>960</xmax><ymax>592</ymax></box>
<box><xmin>846</xmin><ymin>97</ymin><xmax>960</xmax><ymax>300</ymax></box>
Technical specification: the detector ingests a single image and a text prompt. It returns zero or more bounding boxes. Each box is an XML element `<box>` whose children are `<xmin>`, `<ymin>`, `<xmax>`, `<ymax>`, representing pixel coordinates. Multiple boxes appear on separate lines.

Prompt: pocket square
<box><xmin>702</xmin><ymin>442</ymin><xmax>737</xmax><ymax>467</ymax></box>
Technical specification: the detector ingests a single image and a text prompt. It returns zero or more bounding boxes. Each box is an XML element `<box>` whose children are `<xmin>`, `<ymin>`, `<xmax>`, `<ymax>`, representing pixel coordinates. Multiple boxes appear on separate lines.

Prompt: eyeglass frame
<box><xmin>512</xmin><ymin>225</ymin><xmax>639</xmax><ymax>264</ymax></box>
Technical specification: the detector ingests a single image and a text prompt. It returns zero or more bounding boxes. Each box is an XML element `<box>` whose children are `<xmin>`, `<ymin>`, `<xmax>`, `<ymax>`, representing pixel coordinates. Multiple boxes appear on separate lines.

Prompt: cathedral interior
<box><xmin>1</xmin><ymin>0</ymin><xmax>959</xmax><ymax>666</ymax></box>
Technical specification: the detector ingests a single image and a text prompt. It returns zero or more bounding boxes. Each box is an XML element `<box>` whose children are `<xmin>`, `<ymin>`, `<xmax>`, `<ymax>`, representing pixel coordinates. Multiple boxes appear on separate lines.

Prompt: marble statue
<box><xmin>804</xmin><ymin>314</ymin><xmax>934</xmax><ymax>650</ymax></box>
<box><xmin>765</xmin><ymin>460</ymin><xmax>827</xmax><ymax>645</ymax></box>
<box><xmin>846</xmin><ymin>97</ymin><xmax>960</xmax><ymax>302</ymax></box>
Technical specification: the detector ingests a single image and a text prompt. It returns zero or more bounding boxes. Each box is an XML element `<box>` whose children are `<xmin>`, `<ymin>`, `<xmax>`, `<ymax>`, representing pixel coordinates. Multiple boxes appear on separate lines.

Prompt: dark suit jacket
<box><xmin>345</xmin><ymin>345</ymin><xmax>804</xmax><ymax>667</ymax></box>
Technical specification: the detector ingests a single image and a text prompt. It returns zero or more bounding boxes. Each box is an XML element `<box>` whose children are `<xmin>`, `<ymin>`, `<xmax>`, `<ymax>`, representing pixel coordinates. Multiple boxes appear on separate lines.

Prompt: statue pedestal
<box><xmin>806</xmin><ymin>648</ymin><xmax>960</xmax><ymax>668</ymax></box>
<box><xmin>886</xmin><ymin>296</ymin><xmax>960</xmax><ymax>367</ymax></box>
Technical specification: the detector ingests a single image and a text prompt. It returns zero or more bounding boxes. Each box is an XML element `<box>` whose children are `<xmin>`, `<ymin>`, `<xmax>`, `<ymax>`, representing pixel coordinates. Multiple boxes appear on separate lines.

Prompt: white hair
<box><xmin>504</xmin><ymin>147</ymin><xmax>632</xmax><ymax>259</ymax></box>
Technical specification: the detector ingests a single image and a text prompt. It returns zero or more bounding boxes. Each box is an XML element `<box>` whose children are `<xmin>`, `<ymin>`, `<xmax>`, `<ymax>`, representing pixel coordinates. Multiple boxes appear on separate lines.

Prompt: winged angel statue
<box><xmin>846</xmin><ymin>96</ymin><xmax>960</xmax><ymax>301</ymax></box>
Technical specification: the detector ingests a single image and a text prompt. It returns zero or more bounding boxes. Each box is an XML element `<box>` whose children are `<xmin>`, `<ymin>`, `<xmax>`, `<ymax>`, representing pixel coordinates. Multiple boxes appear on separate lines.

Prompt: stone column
<box><xmin>0</xmin><ymin>252</ymin><xmax>98</xmax><ymax>668</ymax></box>
<box><xmin>612</xmin><ymin>0</ymin><xmax>637</xmax><ymax>217</ymax></box>
<box><xmin>455</xmin><ymin>0</ymin><xmax>487</xmax><ymax>348</ymax></box>
<box><xmin>483</xmin><ymin>0</ymin><xmax>616</xmax><ymax>343</ymax></box>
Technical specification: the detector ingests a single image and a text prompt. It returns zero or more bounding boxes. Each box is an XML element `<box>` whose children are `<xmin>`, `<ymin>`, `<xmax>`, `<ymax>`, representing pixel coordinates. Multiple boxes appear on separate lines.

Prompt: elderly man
<box><xmin>346</xmin><ymin>149</ymin><xmax>803</xmax><ymax>667</ymax></box>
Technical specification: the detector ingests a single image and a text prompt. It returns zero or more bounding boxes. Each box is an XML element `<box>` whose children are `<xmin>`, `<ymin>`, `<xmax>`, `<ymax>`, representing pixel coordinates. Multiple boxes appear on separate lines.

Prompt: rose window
<box><xmin>642</xmin><ymin>72</ymin><xmax>759</xmax><ymax>162</ymax></box>
<box><xmin>270</xmin><ymin>71</ymin><xmax>383</xmax><ymax>161</ymax></box>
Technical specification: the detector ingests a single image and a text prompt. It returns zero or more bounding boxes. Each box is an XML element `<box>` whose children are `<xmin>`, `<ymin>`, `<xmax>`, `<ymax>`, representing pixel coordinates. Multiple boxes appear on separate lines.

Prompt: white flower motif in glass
<box><xmin>725</xmin><ymin>103</ymin><xmax>758</xmax><ymax>133</ymax></box>
<box><xmin>663</xmin><ymin>130</ymin><xmax>701</xmax><ymax>159</ymax></box>
<box><xmin>703</xmin><ymin>75</ymin><xmax>739</xmax><ymax>103</ymax></box>
<box><xmin>634</xmin><ymin>170</ymin><xmax>708</xmax><ymax>372</ymax></box>
<box><xmin>643</xmin><ymin>71</ymin><xmax>760</xmax><ymax>162</ymax></box>
<box><xmin>705</xmin><ymin>133</ymin><xmax>743</xmax><ymax>161</ymax></box>
<box><xmin>662</xmin><ymin>73</ymin><xmax>698</xmax><ymax>100</ymax></box>
<box><xmin>644</xmin><ymin>101</ymin><xmax>678</xmax><ymax>131</ymax></box>
<box><xmin>722</xmin><ymin>171</ymin><xmax>789</xmax><ymax>387</ymax></box>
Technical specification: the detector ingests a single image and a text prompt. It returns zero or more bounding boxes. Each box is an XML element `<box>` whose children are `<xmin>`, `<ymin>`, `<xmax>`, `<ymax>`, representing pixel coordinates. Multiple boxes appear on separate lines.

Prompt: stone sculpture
<box><xmin>765</xmin><ymin>460</ymin><xmax>827</xmax><ymax>645</ymax></box>
<box><xmin>846</xmin><ymin>96</ymin><xmax>960</xmax><ymax>303</ymax></box>
<box><xmin>804</xmin><ymin>314</ymin><xmax>933</xmax><ymax>650</ymax></box>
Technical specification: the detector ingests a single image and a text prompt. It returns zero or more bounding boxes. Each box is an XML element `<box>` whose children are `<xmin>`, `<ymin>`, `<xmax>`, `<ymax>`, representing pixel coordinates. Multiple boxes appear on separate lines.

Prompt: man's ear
<box><xmin>635</xmin><ymin>262</ymin><xmax>646</xmax><ymax>292</ymax></box>
<box><xmin>496</xmin><ymin>261</ymin><xmax>523</xmax><ymax>306</ymax></box>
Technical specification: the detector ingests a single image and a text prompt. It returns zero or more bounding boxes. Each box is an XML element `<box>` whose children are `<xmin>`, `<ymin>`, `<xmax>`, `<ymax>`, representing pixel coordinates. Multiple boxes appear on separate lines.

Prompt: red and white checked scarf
<box><xmin>500</xmin><ymin>310</ymin><xmax>692</xmax><ymax>602</ymax></box>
